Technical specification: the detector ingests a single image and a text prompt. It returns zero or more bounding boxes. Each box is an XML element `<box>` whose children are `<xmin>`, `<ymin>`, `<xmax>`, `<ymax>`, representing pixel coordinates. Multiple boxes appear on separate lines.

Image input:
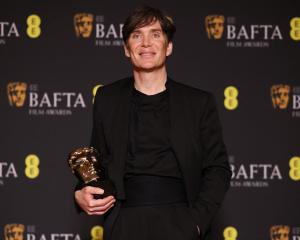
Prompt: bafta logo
<box><xmin>74</xmin><ymin>13</ymin><xmax>94</xmax><ymax>38</ymax></box>
<box><xmin>271</xmin><ymin>84</ymin><xmax>290</xmax><ymax>109</ymax></box>
<box><xmin>7</xmin><ymin>82</ymin><xmax>27</xmax><ymax>107</ymax></box>
<box><xmin>270</xmin><ymin>225</ymin><xmax>290</xmax><ymax>240</ymax></box>
<box><xmin>205</xmin><ymin>15</ymin><xmax>225</xmax><ymax>39</ymax></box>
<box><xmin>4</xmin><ymin>224</ymin><xmax>25</xmax><ymax>240</ymax></box>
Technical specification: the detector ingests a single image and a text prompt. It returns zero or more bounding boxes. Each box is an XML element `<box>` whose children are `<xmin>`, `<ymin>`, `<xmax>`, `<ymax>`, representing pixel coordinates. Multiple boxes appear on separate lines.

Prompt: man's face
<box><xmin>124</xmin><ymin>20</ymin><xmax>173</xmax><ymax>71</ymax></box>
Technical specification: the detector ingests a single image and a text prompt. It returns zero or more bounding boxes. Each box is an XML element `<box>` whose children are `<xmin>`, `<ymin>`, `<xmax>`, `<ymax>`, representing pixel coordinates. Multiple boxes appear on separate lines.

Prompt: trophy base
<box><xmin>87</xmin><ymin>179</ymin><xmax>116</xmax><ymax>199</ymax></box>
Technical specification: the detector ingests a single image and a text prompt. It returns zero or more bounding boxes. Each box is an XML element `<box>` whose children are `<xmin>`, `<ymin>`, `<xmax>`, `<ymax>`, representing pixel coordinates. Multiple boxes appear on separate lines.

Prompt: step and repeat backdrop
<box><xmin>1</xmin><ymin>1</ymin><xmax>299</xmax><ymax>240</ymax></box>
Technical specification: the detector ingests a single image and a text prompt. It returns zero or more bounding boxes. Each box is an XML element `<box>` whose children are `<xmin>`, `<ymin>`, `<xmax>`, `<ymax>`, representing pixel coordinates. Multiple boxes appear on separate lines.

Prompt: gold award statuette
<box><xmin>68</xmin><ymin>147</ymin><xmax>116</xmax><ymax>198</ymax></box>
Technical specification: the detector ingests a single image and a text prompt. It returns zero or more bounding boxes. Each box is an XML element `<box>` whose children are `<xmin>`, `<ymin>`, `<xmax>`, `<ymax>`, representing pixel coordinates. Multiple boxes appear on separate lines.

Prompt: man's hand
<box><xmin>75</xmin><ymin>186</ymin><xmax>116</xmax><ymax>215</ymax></box>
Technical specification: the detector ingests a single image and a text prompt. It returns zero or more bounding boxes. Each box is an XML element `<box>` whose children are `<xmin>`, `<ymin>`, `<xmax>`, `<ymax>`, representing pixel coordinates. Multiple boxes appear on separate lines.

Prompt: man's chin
<box><xmin>133</xmin><ymin>62</ymin><xmax>166</xmax><ymax>72</ymax></box>
<box><xmin>134</xmin><ymin>65</ymin><xmax>164</xmax><ymax>73</ymax></box>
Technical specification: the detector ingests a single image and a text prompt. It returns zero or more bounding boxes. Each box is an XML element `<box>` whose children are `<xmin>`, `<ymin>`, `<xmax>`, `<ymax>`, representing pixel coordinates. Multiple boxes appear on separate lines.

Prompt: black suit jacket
<box><xmin>89</xmin><ymin>77</ymin><xmax>231</xmax><ymax>239</ymax></box>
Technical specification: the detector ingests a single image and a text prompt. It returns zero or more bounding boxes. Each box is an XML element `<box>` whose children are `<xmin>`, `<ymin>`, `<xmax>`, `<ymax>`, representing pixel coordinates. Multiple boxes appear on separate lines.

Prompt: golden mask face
<box><xmin>7</xmin><ymin>82</ymin><xmax>27</xmax><ymax>107</ymax></box>
<box><xmin>74</xmin><ymin>13</ymin><xmax>94</xmax><ymax>38</ymax></box>
<box><xmin>270</xmin><ymin>225</ymin><xmax>290</xmax><ymax>240</ymax></box>
<box><xmin>74</xmin><ymin>156</ymin><xmax>98</xmax><ymax>183</ymax></box>
<box><xmin>271</xmin><ymin>85</ymin><xmax>290</xmax><ymax>109</ymax></box>
<box><xmin>205</xmin><ymin>15</ymin><xmax>225</xmax><ymax>39</ymax></box>
<box><xmin>68</xmin><ymin>147</ymin><xmax>100</xmax><ymax>183</ymax></box>
<box><xmin>4</xmin><ymin>224</ymin><xmax>25</xmax><ymax>240</ymax></box>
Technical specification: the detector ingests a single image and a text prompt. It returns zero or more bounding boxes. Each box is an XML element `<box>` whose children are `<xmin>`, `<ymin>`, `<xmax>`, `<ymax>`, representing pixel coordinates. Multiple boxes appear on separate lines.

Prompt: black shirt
<box><xmin>125</xmin><ymin>85</ymin><xmax>182</xmax><ymax>179</ymax></box>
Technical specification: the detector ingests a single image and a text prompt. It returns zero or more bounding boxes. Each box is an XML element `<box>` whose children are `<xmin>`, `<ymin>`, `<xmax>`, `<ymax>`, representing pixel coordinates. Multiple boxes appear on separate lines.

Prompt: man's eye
<box><xmin>153</xmin><ymin>32</ymin><xmax>161</xmax><ymax>38</ymax></box>
<box><xmin>132</xmin><ymin>34</ymin><xmax>140</xmax><ymax>39</ymax></box>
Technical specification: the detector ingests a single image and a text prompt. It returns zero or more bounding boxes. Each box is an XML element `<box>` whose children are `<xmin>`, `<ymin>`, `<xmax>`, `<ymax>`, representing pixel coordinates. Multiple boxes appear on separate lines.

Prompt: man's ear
<box><xmin>124</xmin><ymin>43</ymin><xmax>130</xmax><ymax>58</ymax></box>
<box><xmin>166</xmin><ymin>41</ymin><xmax>173</xmax><ymax>56</ymax></box>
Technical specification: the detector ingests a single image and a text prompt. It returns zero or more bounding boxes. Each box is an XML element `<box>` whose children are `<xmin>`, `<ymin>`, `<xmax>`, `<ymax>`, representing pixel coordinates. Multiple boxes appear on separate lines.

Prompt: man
<box><xmin>75</xmin><ymin>6</ymin><xmax>231</xmax><ymax>240</ymax></box>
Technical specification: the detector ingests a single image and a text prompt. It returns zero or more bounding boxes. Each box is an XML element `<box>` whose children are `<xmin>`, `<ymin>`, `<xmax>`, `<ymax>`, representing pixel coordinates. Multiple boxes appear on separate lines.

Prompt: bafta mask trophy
<box><xmin>68</xmin><ymin>147</ymin><xmax>116</xmax><ymax>198</ymax></box>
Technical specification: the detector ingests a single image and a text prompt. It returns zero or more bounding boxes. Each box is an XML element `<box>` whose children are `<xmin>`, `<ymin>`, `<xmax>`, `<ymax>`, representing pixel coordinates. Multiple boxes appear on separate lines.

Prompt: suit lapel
<box><xmin>168</xmin><ymin>78</ymin><xmax>195</xmax><ymax>204</ymax></box>
<box><xmin>167</xmin><ymin>78</ymin><xmax>189</xmax><ymax>170</ymax></box>
<box><xmin>112</xmin><ymin>77</ymin><xmax>133</xmax><ymax>162</ymax></box>
<box><xmin>110</xmin><ymin>77</ymin><xmax>133</xmax><ymax>198</ymax></box>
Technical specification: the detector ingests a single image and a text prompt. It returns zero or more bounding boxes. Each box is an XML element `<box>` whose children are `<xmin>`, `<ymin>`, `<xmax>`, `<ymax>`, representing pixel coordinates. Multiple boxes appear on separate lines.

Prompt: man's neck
<box><xmin>133</xmin><ymin>68</ymin><xmax>167</xmax><ymax>95</ymax></box>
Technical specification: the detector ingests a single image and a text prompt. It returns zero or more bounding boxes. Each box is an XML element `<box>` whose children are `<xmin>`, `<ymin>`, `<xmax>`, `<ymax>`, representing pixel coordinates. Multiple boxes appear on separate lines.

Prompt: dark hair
<box><xmin>122</xmin><ymin>6</ymin><xmax>176</xmax><ymax>44</ymax></box>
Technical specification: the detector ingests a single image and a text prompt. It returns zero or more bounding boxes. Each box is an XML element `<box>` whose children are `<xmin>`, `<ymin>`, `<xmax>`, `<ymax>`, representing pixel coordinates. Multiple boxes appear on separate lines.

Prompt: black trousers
<box><xmin>110</xmin><ymin>202</ymin><xmax>200</xmax><ymax>240</ymax></box>
<box><xmin>109</xmin><ymin>175</ymin><xmax>201</xmax><ymax>240</ymax></box>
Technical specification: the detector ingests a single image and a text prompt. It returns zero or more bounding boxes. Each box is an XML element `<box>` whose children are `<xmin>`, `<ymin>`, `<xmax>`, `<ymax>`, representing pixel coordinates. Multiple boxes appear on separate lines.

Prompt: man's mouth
<box><xmin>139</xmin><ymin>52</ymin><xmax>155</xmax><ymax>57</ymax></box>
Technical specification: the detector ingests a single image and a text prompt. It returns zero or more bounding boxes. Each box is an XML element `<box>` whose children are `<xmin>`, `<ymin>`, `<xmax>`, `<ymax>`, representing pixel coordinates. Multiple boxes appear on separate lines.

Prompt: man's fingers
<box><xmin>88</xmin><ymin>195</ymin><xmax>115</xmax><ymax>208</ymax></box>
<box><xmin>88</xmin><ymin>199</ymin><xmax>115</xmax><ymax>212</ymax></box>
<box><xmin>83</xmin><ymin>186</ymin><xmax>104</xmax><ymax>195</ymax></box>
<box><xmin>75</xmin><ymin>187</ymin><xmax>116</xmax><ymax>216</ymax></box>
<box><xmin>87</xmin><ymin>203</ymin><xmax>115</xmax><ymax>215</ymax></box>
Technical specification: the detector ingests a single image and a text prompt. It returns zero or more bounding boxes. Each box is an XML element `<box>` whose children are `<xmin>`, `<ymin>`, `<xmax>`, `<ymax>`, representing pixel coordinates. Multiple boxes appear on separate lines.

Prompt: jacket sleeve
<box><xmin>74</xmin><ymin>87</ymin><xmax>109</xmax><ymax>213</ymax></box>
<box><xmin>191</xmin><ymin>93</ymin><xmax>231</xmax><ymax>238</ymax></box>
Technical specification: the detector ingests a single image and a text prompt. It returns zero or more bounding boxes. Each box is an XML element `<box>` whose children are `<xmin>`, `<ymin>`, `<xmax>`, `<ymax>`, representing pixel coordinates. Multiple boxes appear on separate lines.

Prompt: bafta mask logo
<box><xmin>4</xmin><ymin>224</ymin><xmax>25</xmax><ymax>240</ymax></box>
<box><xmin>270</xmin><ymin>225</ymin><xmax>290</xmax><ymax>240</ymax></box>
<box><xmin>7</xmin><ymin>82</ymin><xmax>27</xmax><ymax>107</ymax></box>
<box><xmin>74</xmin><ymin>13</ymin><xmax>94</xmax><ymax>38</ymax></box>
<box><xmin>205</xmin><ymin>15</ymin><xmax>225</xmax><ymax>39</ymax></box>
<box><xmin>271</xmin><ymin>84</ymin><xmax>290</xmax><ymax>109</ymax></box>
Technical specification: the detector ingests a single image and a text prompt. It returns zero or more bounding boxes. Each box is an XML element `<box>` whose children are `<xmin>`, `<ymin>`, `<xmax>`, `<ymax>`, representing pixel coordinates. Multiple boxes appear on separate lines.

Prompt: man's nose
<box><xmin>141</xmin><ymin>35</ymin><xmax>152</xmax><ymax>47</ymax></box>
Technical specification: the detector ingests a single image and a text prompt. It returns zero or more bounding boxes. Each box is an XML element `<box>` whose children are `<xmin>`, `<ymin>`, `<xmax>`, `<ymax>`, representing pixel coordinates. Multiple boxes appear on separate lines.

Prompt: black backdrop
<box><xmin>1</xmin><ymin>1</ymin><xmax>300</xmax><ymax>240</ymax></box>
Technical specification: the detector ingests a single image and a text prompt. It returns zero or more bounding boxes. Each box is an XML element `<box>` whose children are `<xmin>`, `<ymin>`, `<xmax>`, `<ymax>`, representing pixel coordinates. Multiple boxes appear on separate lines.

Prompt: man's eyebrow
<box><xmin>131</xmin><ymin>28</ymin><xmax>163</xmax><ymax>33</ymax></box>
<box><xmin>131</xmin><ymin>30</ymin><xmax>141</xmax><ymax>34</ymax></box>
<box><xmin>150</xmin><ymin>28</ymin><xmax>162</xmax><ymax>32</ymax></box>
